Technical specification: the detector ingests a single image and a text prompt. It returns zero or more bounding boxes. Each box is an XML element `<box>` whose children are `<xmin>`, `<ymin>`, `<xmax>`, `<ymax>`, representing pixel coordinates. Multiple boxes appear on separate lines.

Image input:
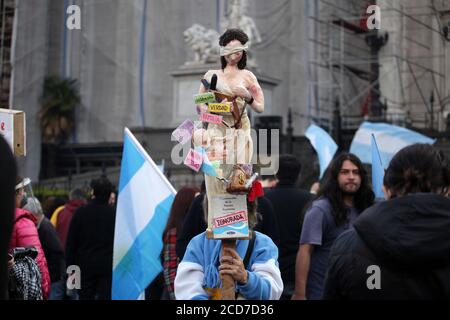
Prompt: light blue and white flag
<box><xmin>305</xmin><ymin>124</ymin><xmax>338</xmax><ymax>178</ymax></box>
<box><xmin>157</xmin><ymin>159</ymin><xmax>165</xmax><ymax>174</ymax></box>
<box><xmin>350</xmin><ymin>122</ymin><xmax>435</xmax><ymax>168</ymax></box>
<box><xmin>371</xmin><ymin>134</ymin><xmax>385</xmax><ymax>199</ymax></box>
<box><xmin>112</xmin><ymin>128</ymin><xmax>176</xmax><ymax>300</ymax></box>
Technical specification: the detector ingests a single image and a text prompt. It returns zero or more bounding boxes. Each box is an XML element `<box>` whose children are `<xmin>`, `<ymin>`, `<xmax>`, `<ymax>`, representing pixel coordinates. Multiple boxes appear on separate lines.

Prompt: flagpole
<box><xmin>371</xmin><ymin>134</ymin><xmax>383</xmax><ymax>167</ymax></box>
<box><xmin>124</xmin><ymin>127</ymin><xmax>176</xmax><ymax>194</ymax></box>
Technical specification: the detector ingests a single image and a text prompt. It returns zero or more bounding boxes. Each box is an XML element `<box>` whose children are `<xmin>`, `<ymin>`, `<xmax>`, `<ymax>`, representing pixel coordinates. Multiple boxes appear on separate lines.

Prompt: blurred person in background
<box><xmin>324</xmin><ymin>144</ymin><xmax>450</xmax><ymax>299</ymax></box>
<box><xmin>0</xmin><ymin>135</ymin><xmax>16</xmax><ymax>299</ymax></box>
<box><xmin>52</xmin><ymin>188</ymin><xmax>87</xmax><ymax>250</ymax></box>
<box><xmin>260</xmin><ymin>174</ymin><xmax>278</xmax><ymax>191</ymax></box>
<box><xmin>162</xmin><ymin>186</ymin><xmax>199</xmax><ymax>300</ymax></box>
<box><xmin>10</xmin><ymin>177</ymin><xmax>51</xmax><ymax>299</ymax></box>
<box><xmin>24</xmin><ymin>197</ymin><xmax>65</xmax><ymax>300</ymax></box>
<box><xmin>65</xmin><ymin>176</ymin><xmax>116</xmax><ymax>300</ymax></box>
<box><xmin>265</xmin><ymin>154</ymin><xmax>313</xmax><ymax>299</ymax></box>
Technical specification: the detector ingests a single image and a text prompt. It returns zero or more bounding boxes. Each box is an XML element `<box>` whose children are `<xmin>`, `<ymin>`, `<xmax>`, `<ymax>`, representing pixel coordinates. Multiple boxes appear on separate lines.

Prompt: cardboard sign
<box><xmin>213</xmin><ymin>211</ymin><xmax>247</xmax><ymax>228</ymax></box>
<box><xmin>200</xmin><ymin>112</ymin><xmax>223</xmax><ymax>125</ymax></box>
<box><xmin>0</xmin><ymin>109</ymin><xmax>26</xmax><ymax>156</ymax></box>
<box><xmin>172</xmin><ymin>119</ymin><xmax>194</xmax><ymax>145</ymax></box>
<box><xmin>209</xmin><ymin>195</ymin><xmax>249</xmax><ymax>239</ymax></box>
<box><xmin>208</xmin><ymin>103</ymin><xmax>231</xmax><ymax>113</ymax></box>
<box><xmin>184</xmin><ymin>148</ymin><xmax>203</xmax><ymax>172</ymax></box>
<box><xmin>194</xmin><ymin>92</ymin><xmax>216</xmax><ymax>104</ymax></box>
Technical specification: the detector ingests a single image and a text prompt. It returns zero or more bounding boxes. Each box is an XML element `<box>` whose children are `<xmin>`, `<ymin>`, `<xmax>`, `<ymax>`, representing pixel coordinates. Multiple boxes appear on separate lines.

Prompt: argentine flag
<box><xmin>112</xmin><ymin>128</ymin><xmax>176</xmax><ymax>300</ymax></box>
<box><xmin>371</xmin><ymin>134</ymin><xmax>385</xmax><ymax>199</ymax></box>
<box><xmin>350</xmin><ymin>122</ymin><xmax>435</xmax><ymax>168</ymax></box>
<box><xmin>305</xmin><ymin>124</ymin><xmax>338</xmax><ymax>178</ymax></box>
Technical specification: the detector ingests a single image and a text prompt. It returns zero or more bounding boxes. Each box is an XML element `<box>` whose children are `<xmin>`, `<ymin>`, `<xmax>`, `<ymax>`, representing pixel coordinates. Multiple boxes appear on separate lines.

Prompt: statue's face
<box><xmin>224</xmin><ymin>40</ymin><xmax>243</xmax><ymax>66</ymax></box>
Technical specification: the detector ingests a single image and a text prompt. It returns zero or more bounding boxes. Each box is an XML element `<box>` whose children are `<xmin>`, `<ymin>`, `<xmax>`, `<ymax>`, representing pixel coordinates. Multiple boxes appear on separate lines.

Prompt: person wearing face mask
<box><xmin>9</xmin><ymin>177</ymin><xmax>51</xmax><ymax>299</ymax></box>
<box><xmin>324</xmin><ymin>144</ymin><xmax>450</xmax><ymax>299</ymax></box>
<box><xmin>23</xmin><ymin>197</ymin><xmax>65</xmax><ymax>300</ymax></box>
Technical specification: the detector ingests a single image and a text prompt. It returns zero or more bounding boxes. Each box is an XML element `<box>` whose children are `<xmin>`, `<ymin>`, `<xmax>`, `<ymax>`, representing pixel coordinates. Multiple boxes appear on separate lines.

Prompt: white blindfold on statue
<box><xmin>219</xmin><ymin>44</ymin><xmax>249</xmax><ymax>56</ymax></box>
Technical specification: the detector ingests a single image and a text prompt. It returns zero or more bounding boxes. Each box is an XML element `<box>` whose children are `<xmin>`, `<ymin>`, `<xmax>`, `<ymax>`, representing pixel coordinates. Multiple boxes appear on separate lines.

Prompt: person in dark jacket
<box><xmin>23</xmin><ymin>197</ymin><xmax>66</xmax><ymax>300</ymax></box>
<box><xmin>54</xmin><ymin>188</ymin><xmax>87</xmax><ymax>250</ymax></box>
<box><xmin>324</xmin><ymin>143</ymin><xmax>450</xmax><ymax>299</ymax></box>
<box><xmin>265</xmin><ymin>154</ymin><xmax>313</xmax><ymax>299</ymax></box>
<box><xmin>0</xmin><ymin>135</ymin><xmax>16</xmax><ymax>300</ymax></box>
<box><xmin>65</xmin><ymin>176</ymin><xmax>116</xmax><ymax>300</ymax></box>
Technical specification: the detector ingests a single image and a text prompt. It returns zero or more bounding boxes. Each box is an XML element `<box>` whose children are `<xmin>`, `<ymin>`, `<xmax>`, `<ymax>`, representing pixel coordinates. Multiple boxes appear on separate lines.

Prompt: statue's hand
<box><xmin>232</xmin><ymin>85</ymin><xmax>251</xmax><ymax>101</ymax></box>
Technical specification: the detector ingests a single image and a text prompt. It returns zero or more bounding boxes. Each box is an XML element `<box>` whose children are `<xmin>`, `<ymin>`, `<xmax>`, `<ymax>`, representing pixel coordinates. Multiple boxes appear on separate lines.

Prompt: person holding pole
<box><xmin>174</xmin><ymin>197</ymin><xmax>283</xmax><ymax>300</ymax></box>
<box><xmin>188</xmin><ymin>28</ymin><xmax>265</xmax><ymax>299</ymax></box>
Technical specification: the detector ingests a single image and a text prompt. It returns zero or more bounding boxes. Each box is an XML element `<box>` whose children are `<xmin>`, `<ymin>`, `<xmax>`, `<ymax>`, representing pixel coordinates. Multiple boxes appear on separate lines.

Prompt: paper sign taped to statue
<box><xmin>194</xmin><ymin>92</ymin><xmax>216</xmax><ymax>104</ymax></box>
<box><xmin>210</xmin><ymin>195</ymin><xmax>249</xmax><ymax>239</ymax></box>
<box><xmin>0</xmin><ymin>109</ymin><xmax>26</xmax><ymax>156</ymax></box>
<box><xmin>208</xmin><ymin>103</ymin><xmax>231</xmax><ymax>113</ymax></box>
<box><xmin>200</xmin><ymin>112</ymin><xmax>223</xmax><ymax>125</ymax></box>
<box><xmin>172</xmin><ymin>119</ymin><xmax>194</xmax><ymax>145</ymax></box>
<box><xmin>184</xmin><ymin>148</ymin><xmax>203</xmax><ymax>172</ymax></box>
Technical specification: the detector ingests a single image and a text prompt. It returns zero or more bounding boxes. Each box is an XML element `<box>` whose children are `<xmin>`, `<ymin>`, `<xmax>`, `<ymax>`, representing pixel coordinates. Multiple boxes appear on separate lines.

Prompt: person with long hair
<box><xmin>162</xmin><ymin>186</ymin><xmax>199</xmax><ymax>300</ymax></box>
<box><xmin>292</xmin><ymin>153</ymin><xmax>374</xmax><ymax>300</ymax></box>
<box><xmin>324</xmin><ymin>144</ymin><xmax>450</xmax><ymax>299</ymax></box>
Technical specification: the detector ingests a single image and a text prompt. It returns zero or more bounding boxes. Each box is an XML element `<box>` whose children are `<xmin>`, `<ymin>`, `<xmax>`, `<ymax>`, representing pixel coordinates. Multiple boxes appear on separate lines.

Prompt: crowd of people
<box><xmin>1</xmin><ymin>133</ymin><xmax>450</xmax><ymax>300</ymax></box>
<box><xmin>161</xmin><ymin>144</ymin><xmax>449</xmax><ymax>300</ymax></box>
<box><xmin>2</xmin><ymin>27</ymin><xmax>450</xmax><ymax>300</ymax></box>
<box><xmin>0</xmin><ymin>135</ymin><xmax>118</xmax><ymax>300</ymax></box>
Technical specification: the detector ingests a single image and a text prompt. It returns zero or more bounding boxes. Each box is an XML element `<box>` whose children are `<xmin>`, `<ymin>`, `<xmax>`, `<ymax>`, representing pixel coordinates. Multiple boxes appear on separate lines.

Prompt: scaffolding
<box><xmin>305</xmin><ymin>0</ymin><xmax>450</xmax><ymax>134</ymax></box>
<box><xmin>0</xmin><ymin>0</ymin><xmax>15</xmax><ymax>108</ymax></box>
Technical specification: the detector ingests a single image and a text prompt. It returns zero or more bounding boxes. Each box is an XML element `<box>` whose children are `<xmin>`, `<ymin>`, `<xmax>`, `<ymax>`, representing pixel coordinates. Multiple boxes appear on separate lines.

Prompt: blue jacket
<box><xmin>175</xmin><ymin>231</ymin><xmax>283</xmax><ymax>300</ymax></box>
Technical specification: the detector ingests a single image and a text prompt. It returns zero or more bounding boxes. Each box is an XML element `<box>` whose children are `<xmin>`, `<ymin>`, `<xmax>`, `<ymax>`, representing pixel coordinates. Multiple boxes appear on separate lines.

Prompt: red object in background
<box><xmin>360</xmin><ymin>3</ymin><xmax>372</xmax><ymax>31</ymax></box>
<box><xmin>361</xmin><ymin>91</ymin><xmax>371</xmax><ymax>117</ymax></box>
<box><xmin>248</xmin><ymin>181</ymin><xmax>264</xmax><ymax>202</ymax></box>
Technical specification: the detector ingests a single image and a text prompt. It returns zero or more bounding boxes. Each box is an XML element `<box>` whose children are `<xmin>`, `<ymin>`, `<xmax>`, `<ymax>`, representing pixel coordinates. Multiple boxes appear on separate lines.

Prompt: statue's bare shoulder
<box><xmin>243</xmin><ymin>70</ymin><xmax>258</xmax><ymax>85</ymax></box>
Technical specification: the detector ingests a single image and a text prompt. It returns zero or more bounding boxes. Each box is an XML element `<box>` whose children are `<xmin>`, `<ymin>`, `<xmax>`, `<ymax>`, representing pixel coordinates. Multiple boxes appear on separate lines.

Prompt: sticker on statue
<box><xmin>183</xmin><ymin>148</ymin><xmax>203</xmax><ymax>172</ymax></box>
<box><xmin>194</xmin><ymin>92</ymin><xmax>216</xmax><ymax>105</ymax></box>
<box><xmin>172</xmin><ymin>119</ymin><xmax>195</xmax><ymax>145</ymax></box>
<box><xmin>200</xmin><ymin>112</ymin><xmax>223</xmax><ymax>125</ymax></box>
<box><xmin>208</xmin><ymin>103</ymin><xmax>232</xmax><ymax>113</ymax></box>
<box><xmin>213</xmin><ymin>211</ymin><xmax>247</xmax><ymax>228</ymax></box>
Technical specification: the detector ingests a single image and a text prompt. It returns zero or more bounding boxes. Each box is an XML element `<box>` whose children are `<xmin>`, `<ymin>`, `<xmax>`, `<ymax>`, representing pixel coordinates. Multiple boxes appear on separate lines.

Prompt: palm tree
<box><xmin>39</xmin><ymin>76</ymin><xmax>80</xmax><ymax>144</ymax></box>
